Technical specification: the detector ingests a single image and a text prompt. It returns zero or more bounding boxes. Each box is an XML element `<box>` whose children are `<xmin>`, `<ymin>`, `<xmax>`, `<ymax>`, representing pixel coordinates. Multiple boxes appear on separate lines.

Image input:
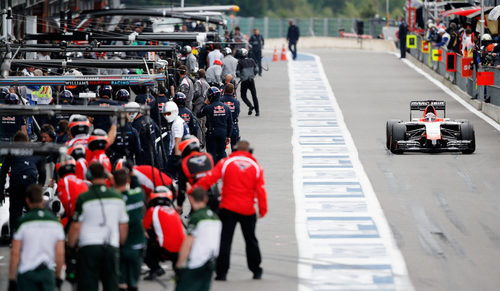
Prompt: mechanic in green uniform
<box><xmin>68</xmin><ymin>162</ymin><xmax>129</xmax><ymax>291</ymax></box>
<box><xmin>176</xmin><ymin>188</ymin><xmax>222</xmax><ymax>291</ymax></box>
<box><xmin>114</xmin><ymin>169</ymin><xmax>146</xmax><ymax>291</ymax></box>
<box><xmin>8</xmin><ymin>184</ymin><xmax>65</xmax><ymax>291</ymax></box>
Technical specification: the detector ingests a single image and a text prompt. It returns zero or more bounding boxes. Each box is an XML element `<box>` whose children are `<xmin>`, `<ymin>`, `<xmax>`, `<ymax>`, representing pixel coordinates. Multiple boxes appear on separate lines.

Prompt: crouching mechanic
<box><xmin>176</xmin><ymin>188</ymin><xmax>221</xmax><ymax>291</ymax></box>
<box><xmin>8</xmin><ymin>184</ymin><xmax>65</xmax><ymax>291</ymax></box>
<box><xmin>143</xmin><ymin>186</ymin><xmax>185</xmax><ymax>280</ymax></box>
<box><xmin>114</xmin><ymin>169</ymin><xmax>146</xmax><ymax>291</ymax></box>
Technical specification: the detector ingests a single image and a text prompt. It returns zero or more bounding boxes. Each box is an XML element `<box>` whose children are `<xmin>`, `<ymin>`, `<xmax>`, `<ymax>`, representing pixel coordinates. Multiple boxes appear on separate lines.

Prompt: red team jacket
<box><xmin>133</xmin><ymin>165</ymin><xmax>173</xmax><ymax>198</ymax></box>
<box><xmin>192</xmin><ymin>151</ymin><xmax>267</xmax><ymax>217</ymax></box>
<box><xmin>57</xmin><ymin>174</ymin><xmax>89</xmax><ymax>226</ymax></box>
<box><xmin>143</xmin><ymin>205</ymin><xmax>185</xmax><ymax>252</ymax></box>
<box><xmin>88</xmin><ymin>150</ymin><xmax>112</xmax><ymax>173</ymax></box>
<box><xmin>75</xmin><ymin>158</ymin><xmax>88</xmax><ymax>181</ymax></box>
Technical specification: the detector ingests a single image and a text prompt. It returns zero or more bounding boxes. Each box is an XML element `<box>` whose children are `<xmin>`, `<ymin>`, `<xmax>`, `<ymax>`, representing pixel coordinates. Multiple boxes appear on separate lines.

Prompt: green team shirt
<box><xmin>14</xmin><ymin>208</ymin><xmax>64</xmax><ymax>274</ymax></box>
<box><xmin>121</xmin><ymin>176</ymin><xmax>146</xmax><ymax>249</ymax></box>
<box><xmin>185</xmin><ymin>207</ymin><xmax>222</xmax><ymax>269</ymax></box>
<box><xmin>73</xmin><ymin>184</ymin><xmax>129</xmax><ymax>248</ymax></box>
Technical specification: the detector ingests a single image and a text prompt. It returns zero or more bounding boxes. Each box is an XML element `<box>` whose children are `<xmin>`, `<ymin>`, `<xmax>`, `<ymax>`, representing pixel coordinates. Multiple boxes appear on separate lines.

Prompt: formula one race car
<box><xmin>386</xmin><ymin>100</ymin><xmax>475</xmax><ymax>154</ymax></box>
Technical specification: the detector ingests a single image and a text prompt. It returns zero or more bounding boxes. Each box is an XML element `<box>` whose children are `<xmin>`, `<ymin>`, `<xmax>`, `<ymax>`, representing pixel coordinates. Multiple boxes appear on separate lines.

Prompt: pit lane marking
<box><xmin>289</xmin><ymin>53</ymin><xmax>414</xmax><ymax>291</ymax></box>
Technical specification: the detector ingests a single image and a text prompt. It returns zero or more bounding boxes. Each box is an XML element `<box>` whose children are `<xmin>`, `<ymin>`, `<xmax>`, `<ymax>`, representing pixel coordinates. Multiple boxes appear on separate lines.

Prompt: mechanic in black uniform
<box><xmin>55</xmin><ymin>120</ymin><xmax>70</xmax><ymax>144</ymax></box>
<box><xmin>106</xmin><ymin>114</ymin><xmax>142</xmax><ymax>166</ymax></box>
<box><xmin>287</xmin><ymin>19</ymin><xmax>300</xmax><ymax>60</ymax></box>
<box><xmin>219</xmin><ymin>83</ymin><xmax>240</xmax><ymax>150</ymax></box>
<box><xmin>155</xmin><ymin>91</ymin><xmax>173</xmax><ymax>169</ymax></box>
<box><xmin>398</xmin><ymin>17</ymin><xmax>408</xmax><ymax>59</ymax></box>
<box><xmin>156</xmin><ymin>87</ymin><xmax>170</xmax><ymax>116</ymax></box>
<box><xmin>196</xmin><ymin>87</ymin><xmax>233</xmax><ymax>164</ymax></box>
<box><xmin>0</xmin><ymin>87</ymin><xmax>9</xmax><ymax>104</ymax></box>
<box><xmin>89</xmin><ymin>85</ymin><xmax>119</xmax><ymax>132</ymax></box>
<box><xmin>49</xmin><ymin>89</ymin><xmax>73</xmax><ymax>129</ymax></box>
<box><xmin>126</xmin><ymin>102</ymin><xmax>162</xmax><ymax>168</ymax></box>
<box><xmin>0</xmin><ymin>94</ymin><xmax>27</xmax><ymax>142</ymax></box>
<box><xmin>249</xmin><ymin>28</ymin><xmax>265</xmax><ymax>76</ymax></box>
<box><xmin>173</xmin><ymin>92</ymin><xmax>198</xmax><ymax>138</ymax></box>
<box><xmin>0</xmin><ymin>131</ymin><xmax>46</xmax><ymax>240</ymax></box>
<box><xmin>236</xmin><ymin>48</ymin><xmax>260</xmax><ymax>116</ymax></box>
<box><xmin>176</xmin><ymin>136</ymin><xmax>217</xmax><ymax>214</ymax></box>
<box><xmin>134</xmin><ymin>86</ymin><xmax>160</xmax><ymax>126</ymax></box>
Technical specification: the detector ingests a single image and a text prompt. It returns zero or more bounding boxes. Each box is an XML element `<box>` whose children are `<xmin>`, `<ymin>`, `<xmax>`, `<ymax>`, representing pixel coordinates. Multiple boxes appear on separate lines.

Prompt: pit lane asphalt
<box><xmin>313</xmin><ymin>48</ymin><xmax>500</xmax><ymax>291</ymax></box>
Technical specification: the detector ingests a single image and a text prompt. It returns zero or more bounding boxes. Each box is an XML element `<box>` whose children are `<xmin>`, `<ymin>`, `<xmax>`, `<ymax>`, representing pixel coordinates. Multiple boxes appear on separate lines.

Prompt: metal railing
<box><xmin>407</xmin><ymin>34</ymin><xmax>500</xmax><ymax>106</ymax></box>
<box><xmin>228</xmin><ymin>17</ymin><xmax>395</xmax><ymax>39</ymax></box>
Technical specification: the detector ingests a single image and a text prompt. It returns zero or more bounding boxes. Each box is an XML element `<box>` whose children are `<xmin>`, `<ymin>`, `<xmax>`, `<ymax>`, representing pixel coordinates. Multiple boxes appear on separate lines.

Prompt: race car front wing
<box><xmin>396</xmin><ymin>140</ymin><xmax>473</xmax><ymax>152</ymax></box>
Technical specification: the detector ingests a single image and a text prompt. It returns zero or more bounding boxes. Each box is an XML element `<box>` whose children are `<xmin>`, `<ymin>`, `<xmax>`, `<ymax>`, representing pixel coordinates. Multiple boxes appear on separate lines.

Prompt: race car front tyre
<box><xmin>386</xmin><ymin>120</ymin><xmax>402</xmax><ymax>150</ymax></box>
<box><xmin>390</xmin><ymin>123</ymin><xmax>406</xmax><ymax>154</ymax></box>
<box><xmin>460</xmin><ymin>122</ymin><xmax>475</xmax><ymax>154</ymax></box>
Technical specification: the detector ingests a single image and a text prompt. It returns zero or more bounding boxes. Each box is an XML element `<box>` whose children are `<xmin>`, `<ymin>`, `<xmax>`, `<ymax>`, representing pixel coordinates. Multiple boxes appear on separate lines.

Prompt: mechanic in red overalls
<box><xmin>55</xmin><ymin>156</ymin><xmax>88</xmax><ymax>229</ymax></box>
<box><xmin>190</xmin><ymin>140</ymin><xmax>267</xmax><ymax>281</ymax></box>
<box><xmin>68</xmin><ymin>145</ymin><xmax>88</xmax><ymax>181</ymax></box>
<box><xmin>142</xmin><ymin>186</ymin><xmax>185</xmax><ymax>280</ymax></box>
<box><xmin>86</xmin><ymin>129</ymin><xmax>112</xmax><ymax>173</ymax></box>
<box><xmin>115</xmin><ymin>159</ymin><xmax>173</xmax><ymax>199</ymax></box>
<box><xmin>176</xmin><ymin>135</ymin><xmax>215</xmax><ymax>214</ymax></box>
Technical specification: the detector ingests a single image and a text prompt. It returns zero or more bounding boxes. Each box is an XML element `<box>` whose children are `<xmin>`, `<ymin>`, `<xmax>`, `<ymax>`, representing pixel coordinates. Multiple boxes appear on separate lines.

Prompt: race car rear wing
<box><xmin>410</xmin><ymin>100</ymin><xmax>446</xmax><ymax>119</ymax></box>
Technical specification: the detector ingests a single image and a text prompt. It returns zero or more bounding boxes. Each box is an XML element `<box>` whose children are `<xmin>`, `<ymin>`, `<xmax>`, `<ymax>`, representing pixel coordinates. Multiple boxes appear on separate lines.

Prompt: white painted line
<box><xmin>394</xmin><ymin>53</ymin><xmax>500</xmax><ymax>132</ymax></box>
<box><xmin>289</xmin><ymin>53</ymin><xmax>415</xmax><ymax>291</ymax></box>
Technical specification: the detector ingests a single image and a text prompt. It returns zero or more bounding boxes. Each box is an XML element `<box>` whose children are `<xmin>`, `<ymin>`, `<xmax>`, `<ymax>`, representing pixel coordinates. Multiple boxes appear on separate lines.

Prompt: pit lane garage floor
<box><xmin>1</xmin><ymin>48</ymin><xmax>500</xmax><ymax>291</ymax></box>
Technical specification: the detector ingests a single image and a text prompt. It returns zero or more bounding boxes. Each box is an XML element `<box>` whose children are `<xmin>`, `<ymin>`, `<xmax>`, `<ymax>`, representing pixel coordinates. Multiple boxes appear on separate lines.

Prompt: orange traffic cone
<box><xmin>280</xmin><ymin>44</ymin><xmax>287</xmax><ymax>61</ymax></box>
<box><xmin>272</xmin><ymin>47</ymin><xmax>278</xmax><ymax>62</ymax></box>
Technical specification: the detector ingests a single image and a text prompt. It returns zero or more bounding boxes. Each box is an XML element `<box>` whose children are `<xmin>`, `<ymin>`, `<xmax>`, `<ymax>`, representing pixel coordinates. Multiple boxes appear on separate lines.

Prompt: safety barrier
<box><xmin>230</xmin><ymin>17</ymin><xmax>392</xmax><ymax>39</ymax></box>
<box><xmin>407</xmin><ymin>34</ymin><xmax>500</xmax><ymax>107</ymax></box>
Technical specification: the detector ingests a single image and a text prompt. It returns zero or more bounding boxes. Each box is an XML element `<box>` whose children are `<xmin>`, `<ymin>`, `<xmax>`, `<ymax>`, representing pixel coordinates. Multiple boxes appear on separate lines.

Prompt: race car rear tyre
<box><xmin>390</xmin><ymin>123</ymin><xmax>406</xmax><ymax>154</ymax></box>
<box><xmin>460</xmin><ymin>122</ymin><xmax>475</xmax><ymax>154</ymax></box>
<box><xmin>386</xmin><ymin>120</ymin><xmax>402</xmax><ymax>150</ymax></box>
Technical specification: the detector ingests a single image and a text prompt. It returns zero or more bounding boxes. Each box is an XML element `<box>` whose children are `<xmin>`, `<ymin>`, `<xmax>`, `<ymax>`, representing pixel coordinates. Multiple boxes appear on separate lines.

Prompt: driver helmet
<box><xmin>182</xmin><ymin>45</ymin><xmax>192</xmax><ymax>55</ymax></box>
<box><xmin>179</xmin><ymin>135</ymin><xmax>200</xmax><ymax>158</ymax></box>
<box><xmin>425</xmin><ymin>112</ymin><xmax>436</xmax><ymax>122</ymax></box>
<box><xmin>125</xmin><ymin>102</ymin><xmax>140</xmax><ymax>121</ymax></box>
<box><xmin>88</xmin><ymin>128</ymin><xmax>109</xmax><ymax>151</ymax></box>
<box><xmin>60</xmin><ymin>90</ymin><xmax>74</xmax><ymax>104</ymax></box>
<box><xmin>98</xmin><ymin>85</ymin><xmax>113</xmax><ymax>98</ymax></box>
<box><xmin>238</xmin><ymin>48</ymin><xmax>248</xmax><ymax>58</ymax></box>
<box><xmin>56</xmin><ymin>155</ymin><xmax>76</xmax><ymax>178</ymax></box>
<box><xmin>115</xmin><ymin>89</ymin><xmax>130</xmax><ymax>103</ymax></box>
<box><xmin>223</xmin><ymin>47</ymin><xmax>232</xmax><ymax>56</ymax></box>
<box><xmin>0</xmin><ymin>87</ymin><xmax>10</xmax><ymax>102</ymax></box>
<box><xmin>149</xmin><ymin>186</ymin><xmax>173</xmax><ymax>207</ymax></box>
<box><xmin>68</xmin><ymin>145</ymin><xmax>86</xmax><ymax>161</ymax></box>
<box><xmin>206</xmin><ymin>86</ymin><xmax>221</xmax><ymax>103</ymax></box>
<box><xmin>173</xmin><ymin>92</ymin><xmax>187</xmax><ymax>108</ymax></box>
<box><xmin>5</xmin><ymin>93</ymin><xmax>19</xmax><ymax>105</ymax></box>
<box><xmin>163</xmin><ymin>101</ymin><xmax>179</xmax><ymax>123</ymax></box>
<box><xmin>69</xmin><ymin>114</ymin><xmax>91</xmax><ymax>136</ymax></box>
